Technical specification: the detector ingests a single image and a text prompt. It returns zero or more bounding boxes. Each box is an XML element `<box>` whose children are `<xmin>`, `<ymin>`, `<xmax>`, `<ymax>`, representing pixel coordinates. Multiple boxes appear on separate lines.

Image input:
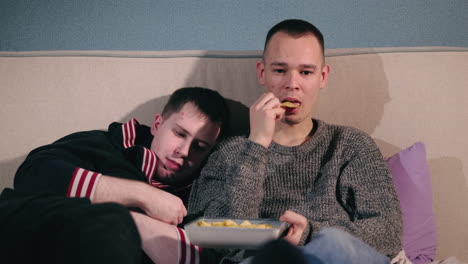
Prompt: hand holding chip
<box><xmin>248</xmin><ymin>93</ymin><xmax>285</xmax><ymax>148</ymax></box>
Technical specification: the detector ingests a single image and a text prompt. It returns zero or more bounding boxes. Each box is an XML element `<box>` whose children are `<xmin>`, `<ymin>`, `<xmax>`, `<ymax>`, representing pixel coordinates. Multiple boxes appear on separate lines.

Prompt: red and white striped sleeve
<box><xmin>66</xmin><ymin>167</ymin><xmax>102</xmax><ymax>199</ymax></box>
<box><xmin>122</xmin><ymin>118</ymin><xmax>137</xmax><ymax>149</ymax></box>
<box><xmin>142</xmin><ymin>147</ymin><xmax>158</xmax><ymax>183</ymax></box>
<box><xmin>176</xmin><ymin>227</ymin><xmax>202</xmax><ymax>264</ymax></box>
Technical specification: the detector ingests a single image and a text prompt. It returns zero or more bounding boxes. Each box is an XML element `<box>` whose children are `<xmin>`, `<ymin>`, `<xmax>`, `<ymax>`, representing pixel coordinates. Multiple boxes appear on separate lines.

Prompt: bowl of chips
<box><xmin>184</xmin><ymin>217</ymin><xmax>289</xmax><ymax>249</ymax></box>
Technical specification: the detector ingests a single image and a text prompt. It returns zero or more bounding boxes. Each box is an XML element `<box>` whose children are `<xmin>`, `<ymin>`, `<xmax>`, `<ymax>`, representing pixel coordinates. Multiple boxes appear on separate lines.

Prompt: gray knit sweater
<box><xmin>188</xmin><ymin>119</ymin><xmax>402</xmax><ymax>261</ymax></box>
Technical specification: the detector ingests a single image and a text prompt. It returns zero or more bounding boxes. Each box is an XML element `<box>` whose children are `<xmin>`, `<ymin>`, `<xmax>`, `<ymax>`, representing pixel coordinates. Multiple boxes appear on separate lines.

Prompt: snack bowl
<box><xmin>184</xmin><ymin>217</ymin><xmax>289</xmax><ymax>249</ymax></box>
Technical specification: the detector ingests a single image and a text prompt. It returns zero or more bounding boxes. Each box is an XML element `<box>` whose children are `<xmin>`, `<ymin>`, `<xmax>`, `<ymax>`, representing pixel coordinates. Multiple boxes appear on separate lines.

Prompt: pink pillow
<box><xmin>386</xmin><ymin>142</ymin><xmax>437</xmax><ymax>263</ymax></box>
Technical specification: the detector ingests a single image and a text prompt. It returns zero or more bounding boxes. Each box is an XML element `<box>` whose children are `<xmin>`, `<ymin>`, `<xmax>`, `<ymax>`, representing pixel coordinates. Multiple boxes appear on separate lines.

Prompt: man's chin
<box><xmin>282</xmin><ymin>116</ymin><xmax>301</xmax><ymax>125</ymax></box>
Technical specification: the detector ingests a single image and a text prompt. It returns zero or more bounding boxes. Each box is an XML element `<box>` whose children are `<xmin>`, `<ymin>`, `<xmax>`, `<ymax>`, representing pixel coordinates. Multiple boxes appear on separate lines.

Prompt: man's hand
<box><xmin>248</xmin><ymin>93</ymin><xmax>285</xmax><ymax>148</ymax></box>
<box><xmin>140</xmin><ymin>187</ymin><xmax>187</xmax><ymax>225</ymax></box>
<box><xmin>280</xmin><ymin>210</ymin><xmax>308</xmax><ymax>246</ymax></box>
<box><xmin>130</xmin><ymin>211</ymin><xmax>180</xmax><ymax>263</ymax></box>
<box><xmin>92</xmin><ymin>175</ymin><xmax>186</xmax><ymax>225</ymax></box>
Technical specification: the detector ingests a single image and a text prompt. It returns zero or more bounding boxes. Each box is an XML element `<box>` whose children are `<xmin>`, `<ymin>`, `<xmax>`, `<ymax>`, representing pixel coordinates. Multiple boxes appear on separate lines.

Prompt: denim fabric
<box><xmin>243</xmin><ymin>227</ymin><xmax>390</xmax><ymax>264</ymax></box>
<box><xmin>301</xmin><ymin>228</ymin><xmax>390</xmax><ymax>264</ymax></box>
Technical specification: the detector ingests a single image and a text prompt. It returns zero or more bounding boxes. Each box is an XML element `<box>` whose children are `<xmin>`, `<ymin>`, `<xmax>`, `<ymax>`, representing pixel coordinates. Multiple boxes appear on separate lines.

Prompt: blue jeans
<box><xmin>243</xmin><ymin>227</ymin><xmax>390</xmax><ymax>264</ymax></box>
<box><xmin>301</xmin><ymin>227</ymin><xmax>390</xmax><ymax>264</ymax></box>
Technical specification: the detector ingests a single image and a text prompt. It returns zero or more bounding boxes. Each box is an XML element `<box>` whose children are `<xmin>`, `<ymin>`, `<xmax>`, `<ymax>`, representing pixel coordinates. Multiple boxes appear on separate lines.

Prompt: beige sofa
<box><xmin>1</xmin><ymin>47</ymin><xmax>467</xmax><ymax>262</ymax></box>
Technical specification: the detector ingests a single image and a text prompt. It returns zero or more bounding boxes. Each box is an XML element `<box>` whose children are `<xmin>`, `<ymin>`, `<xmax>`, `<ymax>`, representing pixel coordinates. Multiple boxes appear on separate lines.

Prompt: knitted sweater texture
<box><xmin>188</xmin><ymin>119</ymin><xmax>402</xmax><ymax>261</ymax></box>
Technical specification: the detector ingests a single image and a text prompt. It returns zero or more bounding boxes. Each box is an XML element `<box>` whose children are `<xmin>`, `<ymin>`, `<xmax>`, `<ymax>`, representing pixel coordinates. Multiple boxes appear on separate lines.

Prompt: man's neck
<box><xmin>273</xmin><ymin>119</ymin><xmax>313</xmax><ymax>147</ymax></box>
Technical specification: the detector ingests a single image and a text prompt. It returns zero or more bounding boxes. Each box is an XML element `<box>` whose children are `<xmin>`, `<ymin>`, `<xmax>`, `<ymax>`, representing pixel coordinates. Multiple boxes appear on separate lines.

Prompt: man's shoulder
<box><xmin>48</xmin><ymin>120</ymin><xmax>129</xmax><ymax>147</ymax></box>
<box><xmin>316</xmin><ymin>119</ymin><xmax>377</xmax><ymax>154</ymax></box>
<box><xmin>317</xmin><ymin>119</ymin><xmax>371</xmax><ymax>140</ymax></box>
<box><xmin>211</xmin><ymin>136</ymin><xmax>269</xmax><ymax>159</ymax></box>
<box><xmin>53</xmin><ymin>129</ymin><xmax>108</xmax><ymax>143</ymax></box>
<box><xmin>214</xmin><ymin>136</ymin><xmax>248</xmax><ymax>150</ymax></box>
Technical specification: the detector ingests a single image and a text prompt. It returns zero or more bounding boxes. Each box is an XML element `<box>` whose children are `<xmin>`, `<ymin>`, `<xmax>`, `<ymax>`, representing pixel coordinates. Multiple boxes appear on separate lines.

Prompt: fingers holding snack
<box><xmin>249</xmin><ymin>93</ymin><xmax>285</xmax><ymax>148</ymax></box>
<box><xmin>253</xmin><ymin>93</ymin><xmax>284</xmax><ymax>116</ymax></box>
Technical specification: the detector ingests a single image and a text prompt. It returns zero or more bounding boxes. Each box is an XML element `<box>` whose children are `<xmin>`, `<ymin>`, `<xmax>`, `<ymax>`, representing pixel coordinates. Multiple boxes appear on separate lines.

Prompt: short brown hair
<box><xmin>263</xmin><ymin>19</ymin><xmax>325</xmax><ymax>61</ymax></box>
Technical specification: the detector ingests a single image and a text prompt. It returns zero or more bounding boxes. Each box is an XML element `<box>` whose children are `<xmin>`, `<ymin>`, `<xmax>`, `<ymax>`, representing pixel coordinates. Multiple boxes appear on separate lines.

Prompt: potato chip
<box><xmin>211</xmin><ymin>221</ymin><xmax>224</xmax><ymax>227</ymax></box>
<box><xmin>223</xmin><ymin>219</ymin><xmax>238</xmax><ymax>227</ymax></box>
<box><xmin>197</xmin><ymin>219</ymin><xmax>273</xmax><ymax>229</ymax></box>
<box><xmin>256</xmin><ymin>224</ymin><xmax>274</xmax><ymax>229</ymax></box>
<box><xmin>239</xmin><ymin>220</ymin><xmax>253</xmax><ymax>227</ymax></box>
<box><xmin>281</xmin><ymin>101</ymin><xmax>298</xmax><ymax>108</ymax></box>
<box><xmin>197</xmin><ymin>220</ymin><xmax>211</xmax><ymax>226</ymax></box>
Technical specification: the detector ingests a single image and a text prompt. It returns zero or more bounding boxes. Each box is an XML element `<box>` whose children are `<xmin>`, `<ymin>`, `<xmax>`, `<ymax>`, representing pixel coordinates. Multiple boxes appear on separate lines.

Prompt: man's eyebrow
<box><xmin>175</xmin><ymin>124</ymin><xmax>212</xmax><ymax>147</ymax></box>
<box><xmin>270</xmin><ymin>62</ymin><xmax>288</xmax><ymax>67</ymax></box>
<box><xmin>174</xmin><ymin>124</ymin><xmax>192</xmax><ymax>139</ymax></box>
<box><xmin>270</xmin><ymin>62</ymin><xmax>318</xmax><ymax>70</ymax></box>
<box><xmin>301</xmin><ymin>64</ymin><xmax>318</xmax><ymax>70</ymax></box>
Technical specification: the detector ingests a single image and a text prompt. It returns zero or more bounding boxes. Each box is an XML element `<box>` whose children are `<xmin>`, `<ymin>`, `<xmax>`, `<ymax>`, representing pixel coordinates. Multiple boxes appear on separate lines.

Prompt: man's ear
<box><xmin>320</xmin><ymin>64</ymin><xmax>331</xmax><ymax>90</ymax></box>
<box><xmin>256</xmin><ymin>60</ymin><xmax>266</xmax><ymax>86</ymax></box>
<box><xmin>150</xmin><ymin>114</ymin><xmax>163</xmax><ymax>136</ymax></box>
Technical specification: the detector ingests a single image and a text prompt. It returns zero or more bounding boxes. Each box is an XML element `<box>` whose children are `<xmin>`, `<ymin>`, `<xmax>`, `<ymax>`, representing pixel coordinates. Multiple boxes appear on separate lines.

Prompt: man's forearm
<box><xmin>92</xmin><ymin>175</ymin><xmax>147</xmax><ymax>208</ymax></box>
<box><xmin>130</xmin><ymin>211</ymin><xmax>180</xmax><ymax>263</ymax></box>
<box><xmin>92</xmin><ymin>175</ymin><xmax>187</xmax><ymax>225</ymax></box>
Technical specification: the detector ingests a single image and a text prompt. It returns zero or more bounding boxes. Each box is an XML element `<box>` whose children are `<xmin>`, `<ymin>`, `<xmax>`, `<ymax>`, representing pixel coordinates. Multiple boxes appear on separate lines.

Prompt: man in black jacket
<box><xmin>0</xmin><ymin>87</ymin><xmax>228</xmax><ymax>264</ymax></box>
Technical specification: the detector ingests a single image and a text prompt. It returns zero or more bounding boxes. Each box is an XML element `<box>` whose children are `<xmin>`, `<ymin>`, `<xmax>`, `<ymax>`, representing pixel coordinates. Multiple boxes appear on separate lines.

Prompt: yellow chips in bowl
<box><xmin>197</xmin><ymin>219</ymin><xmax>274</xmax><ymax>229</ymax></box>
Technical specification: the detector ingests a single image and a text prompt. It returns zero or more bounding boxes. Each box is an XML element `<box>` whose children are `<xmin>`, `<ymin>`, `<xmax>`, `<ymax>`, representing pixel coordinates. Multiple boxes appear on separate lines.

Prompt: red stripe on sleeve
<box><xmin>124</xmin><ymin>121</ymin><xmax>131</xmax><ymax>148</ymax></box>
<box><xmin>177</xmin><ymin>228</ymin><xmax>188</xmax><ymax>264</ymax></box>
<box><xmin>142</xmin><ymin>148</ymin><xmax>151</xmax><ymax>182</ymax></box>
<box><xmin>122</xmin><ymin>122</ymin><xmax>127</xmax><ymax>148</ymax></box>
<box><xmin>74</xmin><ymin>169</ymin><xmax>88</xmax><ymax>197</ymax></box>
<box><xmin>85</xmin><ymin>172</ymin><xmax>99</xmax><ymax>198</ymax></box>
<box><xmin>122</xmin><ymin>119</ymin><xmax>137</xmax><ymax>149</ymax></box>
<box><xmin>142</xmin><ymin>148</ymin><xmax>158</xmax><ymax>182</ymax></box>
<box><xmin>130</xmin><ymin>119</ymin><xmax>136</xmax><ymax>146</ymax></box>
<box><xmin>66</xmin><ymin>167</ymin><xmax>81</xmax><ymax>197</ymax></box>
<box><xmin>176</xmin><ymin>228</ymin><xmax>200</xmax><ymax>264</ymax></box>
<box><xmin>150</xmin><ymin>181</ymin><xmax>169</xmax><ymax>188</ymax></box>
<box><xmin>147</xmin><ymin>149</ymin><xmax>157</xmax><ymax>180</ymax></box>
<box><xmin>143</xmin><ymin>149</ymin><xmax>151</xmax><ymax>178</ymax></box>
<box><xmin>190</xmin><ymin>241</ymin><xmax>196</xmax><ymax>264</ymax></box>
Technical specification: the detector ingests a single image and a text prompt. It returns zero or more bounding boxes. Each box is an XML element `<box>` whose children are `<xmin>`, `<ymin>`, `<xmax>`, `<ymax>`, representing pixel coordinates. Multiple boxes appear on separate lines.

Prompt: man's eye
<box><xmin>273</xmin><ymin>69</ymin><xmax>285</xmax><ymax>73</ymax></box>
<box><xmin>302</xmin><ymin>71</ymin><xmax>313</xmax><ymax>75</ymax></box>
<box><xmin>174</xmin><ymin>131</ymin><xmax>186</xmax><ymax>138</ymax></box>
<box><xmin>193</xmin><ymin>143</ymin><xmax>208</xmax><ymax>152</ymax></box>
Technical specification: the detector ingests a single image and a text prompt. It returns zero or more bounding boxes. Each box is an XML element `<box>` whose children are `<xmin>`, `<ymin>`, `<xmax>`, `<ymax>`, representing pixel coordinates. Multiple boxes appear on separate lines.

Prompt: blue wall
<box><xmin>1</xmin><ymin>0</ymin><xmax>467</xmax><ymax>51</ymax></box>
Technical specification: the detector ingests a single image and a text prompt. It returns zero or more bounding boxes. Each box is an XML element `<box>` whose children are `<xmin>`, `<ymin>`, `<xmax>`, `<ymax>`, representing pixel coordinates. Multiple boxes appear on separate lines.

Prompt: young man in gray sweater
<box><xmin>187</xmin><ymin>19</ymin><xmax>402</xmax><ymax>263</ymax></box>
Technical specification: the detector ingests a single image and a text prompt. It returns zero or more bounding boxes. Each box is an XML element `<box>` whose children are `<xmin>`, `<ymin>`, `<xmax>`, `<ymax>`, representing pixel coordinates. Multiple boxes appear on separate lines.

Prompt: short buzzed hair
<box><xmin>263</xmin><ymin>19</ymin><xmax>325</xmax><ymax>62</ymax></box>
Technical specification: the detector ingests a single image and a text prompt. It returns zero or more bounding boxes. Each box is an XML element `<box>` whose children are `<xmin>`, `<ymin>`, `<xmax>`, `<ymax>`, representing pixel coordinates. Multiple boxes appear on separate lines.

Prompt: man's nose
<box><xmin>176</xmin><ymin>141</ymin><xmax>191</xmax><ymax>157</ymax></box>
<box><xmin>285</xmin><ymin>71</ymin><xmax>300</xmax><ymax>90</ymax></box>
